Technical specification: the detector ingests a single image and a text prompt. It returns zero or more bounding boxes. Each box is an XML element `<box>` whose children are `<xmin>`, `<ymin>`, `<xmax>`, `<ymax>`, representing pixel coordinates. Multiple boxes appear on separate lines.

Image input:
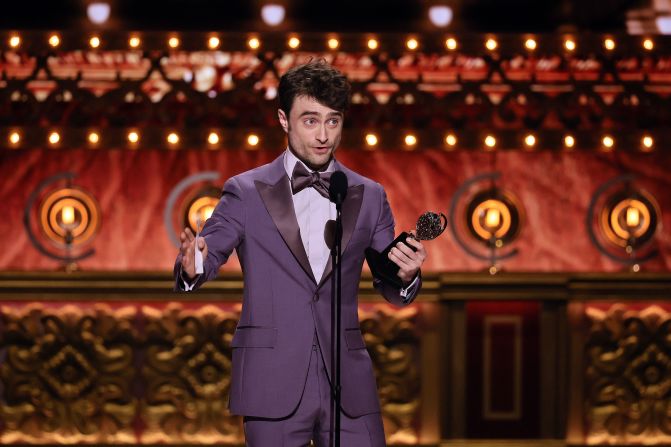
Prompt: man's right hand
<box><xmin>180</xmin><ymin>228</ymin><xmax>209</xmax><ymax>279</ymax></box>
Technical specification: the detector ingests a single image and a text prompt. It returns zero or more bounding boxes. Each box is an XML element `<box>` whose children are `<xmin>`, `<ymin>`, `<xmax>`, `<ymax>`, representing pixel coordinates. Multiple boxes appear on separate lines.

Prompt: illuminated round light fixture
<box><xmin>87</xmin><ymin>2</ymin><xmax>111</xmax><ymax>25</ymax></box>
<box><xmin>9</xmin><ymin>35</ymin><xmax>21</xmax><ymax>48</ymax></box>
<box><xmin>207</xmin><ymin>132</ymin><xmax>220</xmax><ymax>145</ymax></box>
<box><xmin>367</xmin><ymin>38</ymin><xmax>379</xmax><ymax>50</ymax></box>
<box><xmin>48</xmin><ymin>132</ymin><xmax>61</xmax><ymax>145</ymax></box>
<box><xmin>40</xmin><ymin>187</ymin><xmax>100</xmax><ymax>248</ymax></box>
<box><xmin>185</xmin><ymin>190</ymin><xmax>220</xmax><ymax>234</ymax></box>
<box><xmin>485</xmin><ymin>38</ymin><xmax>498</xmax><ymax>51</ymax></box>
<box><xmin>641</xmin><ymin>135</ymin><xmax>654</xmax><ymax>151</ymax></box>
<box><xmin>247</xmin><ymin>134</ymin><xmax>260</xmax><ymax>147</ymax></box>
<box><xmin>467</xmin><ymin>189</ymin><xmax>523</xmax><ymax>249</ymax></box>
<box><xmin>89</xmin><ymin>36</ymin><xmax>101</xmax><ymax>48</ymax></box>
<box><xmin>327</xmin><ymin>38</ymin><xmax>339</xmax><ymax>50</ymax></box>
<box><xmin>524</xmin><ymin>134</ymin><xmax>536</xmax><ymax>148</ymax></box>
<box><xmin>208</xmin><ymin>36</ymin><xmax>220</xmax><ymax>49</ymax></box>
<box><xmin>404</xmin><ymin>134</ymin><xmax>417</xmax><ymax>147</ymax></box>
<box><xmin>129</xmin><ymin>36</ymin><xmax>141</xmax><ymax>48</ymax></box>
<box><xmin>9</xmin><ymin>131</ymin><xmax>21</xmax><ymax>145</ymax></box>
<box><xmin>88</xmin><ymin>132</ymin><xmax>100</xmax><ymax>145</ymax></box>
<box><xmin>643</xmin><ymin>38</ymin><xmax>654</xmax><ymax>51</ymax></box>
<box><xmin>484</xmin><ymin>135</ymin><xmax>496</xmax><ymax>149</ymax></box>
<box><xmin>49</xmin><ymin>34</ymin><xmax>61</xmax><ymax>48</ymax></box>
<box><xmin>248</xmin><ymin>37</ymin><xmax>261</xmax><ymax>50</ymax></box>
<box><xmin>445</xmin><ymin>38</ymin><xmax>458</xmax><ymax>50</ymax></box>
<box><xmin>168</xmin><ymin>36</ymin><xmax>180</xmax><ymax>48</ymax></box>
<box><xmin>564</xmin><ymin>134</ymin><xmax>575</xmax><ymax>149</ymax></box>
<box><xmin>564</xmin><ymin>38</ymin><xmax>576</xmax><ymax>52</ymax></box>
<box><xmin>525</xmin><ymin>38</ymin><xmax>537</xmax><ymax>50</ymax></box>
<box><xmin>406</xmin><ymin>38</ymin><xmax>419</xmax><ymax>50</ymax></box>
<box><xmin>127</xmin><ymin>131</ymin><xmax>140</xmax><ymax>144</ymax></box>
<box><xmin>167</xmin><ymin>132</ymin><xmax>179</xmax><ymax>145</ymax></box>
<box><xmin>604</xmin><ymin>38</ymin><xmax>616</xmax><ymax>51</ymax></box>
<box><xmin>445</xmin><ymin>133</ymin><xmax>457</xmax><ymax>148</ymax></box>
<box><xmin>288</xmin><ymin>36</ymin><xmax>300</xmax><ymax>49</ymax></box>
<box><xmin>261</xmin><ymin>4</ymin><xmax>286</xmax><ymax>26</ymax></box>
<box><xmin>428</xmin><ymin>5</ymin><xmax>453</xmax><ymax>27</ymax></box>
<box><xmin>602</xmin><ymin>135</ymin><xmax>614</xmax><ymax>150</ymax></box>
<box><xmin>365</xmin><ymin>133</ymin><xmax>378</xmax><ymax>147</ymax></box>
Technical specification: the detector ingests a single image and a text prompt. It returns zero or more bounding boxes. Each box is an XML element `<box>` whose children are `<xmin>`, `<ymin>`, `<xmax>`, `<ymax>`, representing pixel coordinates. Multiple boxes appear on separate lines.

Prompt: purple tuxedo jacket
<box><xmin>174</xmin><ymin>154</ymin><xmax>421</xmax><ymax>418</ymax></box>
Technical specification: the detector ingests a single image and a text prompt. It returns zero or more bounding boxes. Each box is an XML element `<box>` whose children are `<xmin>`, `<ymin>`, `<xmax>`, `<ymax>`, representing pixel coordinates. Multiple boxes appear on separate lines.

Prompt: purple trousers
<box><xmin>243</xmin><ymin>343</ymin><xmax>386</xmax><ymax>446</ymax></box>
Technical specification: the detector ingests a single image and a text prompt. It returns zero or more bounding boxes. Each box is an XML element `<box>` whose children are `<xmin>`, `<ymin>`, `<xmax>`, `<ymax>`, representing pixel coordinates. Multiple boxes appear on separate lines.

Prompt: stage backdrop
<box><xmin>0</xmin><ymin>148</ymin><xmax>669</xmax><ymax>272</ymax></box>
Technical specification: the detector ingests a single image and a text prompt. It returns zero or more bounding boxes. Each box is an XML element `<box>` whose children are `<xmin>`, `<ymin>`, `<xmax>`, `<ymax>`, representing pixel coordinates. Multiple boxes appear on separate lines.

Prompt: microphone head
<box><xmin>329</xmin><ymin>170</ymin><xmax>348</xmax><ymax>203</ymax></box>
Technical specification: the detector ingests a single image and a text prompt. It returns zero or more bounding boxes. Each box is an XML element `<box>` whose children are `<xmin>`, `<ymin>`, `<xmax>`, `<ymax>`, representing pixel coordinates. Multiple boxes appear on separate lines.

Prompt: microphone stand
<box><xmin>330</xmin><ymin>198</ymin><xmax>343</xmax><ymax>447</ymax></box>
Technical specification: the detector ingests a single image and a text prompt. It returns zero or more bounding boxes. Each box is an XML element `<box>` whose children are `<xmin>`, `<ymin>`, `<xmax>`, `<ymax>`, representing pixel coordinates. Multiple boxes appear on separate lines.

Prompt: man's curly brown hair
<box><xmin>278</xmin><ymin>59</ymin><xmax>351</xmax><ymax>116</ymax></box>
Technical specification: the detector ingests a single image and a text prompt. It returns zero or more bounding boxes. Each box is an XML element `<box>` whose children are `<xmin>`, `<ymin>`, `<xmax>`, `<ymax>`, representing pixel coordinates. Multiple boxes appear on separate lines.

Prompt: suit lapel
<box><xmin>256</xmin><ymin>176</ymin><xmax>317</xmax><ymax>284</ymax></box>
<box><xmin>317</xmin><ymin>183</ymin><xmax>364</xmax><ymax>287</ymax></box>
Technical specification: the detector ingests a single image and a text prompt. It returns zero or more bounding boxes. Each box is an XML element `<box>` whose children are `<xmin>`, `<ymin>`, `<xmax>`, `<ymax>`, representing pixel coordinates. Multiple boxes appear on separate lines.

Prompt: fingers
<box><xmin>404</xmin><ymin>237</ymin><xmax>427</xmax><ymax>257</ymax></box>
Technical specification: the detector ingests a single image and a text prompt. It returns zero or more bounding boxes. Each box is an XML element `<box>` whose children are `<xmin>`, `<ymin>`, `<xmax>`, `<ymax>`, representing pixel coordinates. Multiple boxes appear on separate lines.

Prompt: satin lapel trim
<box><xmin>318</xmin><ymin>184</ymin><xmax>364</xmax><ymax>287</ymax></box>
<box><xmin>255</xmin><ymin>177</ymin><xmax>317</xmax><ymax>284</ymax></box>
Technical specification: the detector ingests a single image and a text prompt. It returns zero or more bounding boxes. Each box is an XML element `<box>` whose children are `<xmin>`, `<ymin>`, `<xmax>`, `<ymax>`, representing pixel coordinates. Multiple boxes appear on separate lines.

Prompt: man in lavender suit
<box><xmin>175</xmin><ymin>60</ymin><xmax>427</xmax><ymax>446</ymax></box>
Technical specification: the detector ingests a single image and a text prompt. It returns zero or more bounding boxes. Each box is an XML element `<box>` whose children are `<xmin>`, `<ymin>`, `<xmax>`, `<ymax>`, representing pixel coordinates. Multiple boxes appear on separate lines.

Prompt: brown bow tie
<box><xmin>290</xmin><ymin>163</ymin><xmax>333</xmax><ymax>199</ymax></box>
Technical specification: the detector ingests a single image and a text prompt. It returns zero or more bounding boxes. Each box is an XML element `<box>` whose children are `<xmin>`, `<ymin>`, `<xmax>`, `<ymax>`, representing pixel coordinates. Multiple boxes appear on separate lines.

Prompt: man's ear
<box><xmin>278</xmin><ymin>109</ymin><xmax>289</xmax><ymax>133</ymax></box>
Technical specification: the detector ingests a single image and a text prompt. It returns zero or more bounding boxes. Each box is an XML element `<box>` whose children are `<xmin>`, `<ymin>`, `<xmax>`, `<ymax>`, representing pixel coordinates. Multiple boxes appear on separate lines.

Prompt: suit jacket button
<box><xmin>312</xmin><ymin>293</ymin><xmax>319</xmax><ymax>302</ymax></box>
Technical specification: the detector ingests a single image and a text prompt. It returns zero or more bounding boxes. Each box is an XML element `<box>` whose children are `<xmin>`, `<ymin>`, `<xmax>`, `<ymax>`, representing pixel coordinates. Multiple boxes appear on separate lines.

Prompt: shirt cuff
<box><xmin>180</xmin><ymin>268</ymin><xmax>200</xmax><ymax>291</ymax></box>
<box><xmin>399</xmin><ymin>274</ymin><xmax>420</xmax><ymax>303</ymax></box>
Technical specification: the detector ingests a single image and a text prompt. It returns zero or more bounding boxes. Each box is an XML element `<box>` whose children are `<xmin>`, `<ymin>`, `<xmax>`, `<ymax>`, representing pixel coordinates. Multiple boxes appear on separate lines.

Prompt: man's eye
<box><xmin>304</xmin><ymin>119</ymin><xmax>317</xmax><ymax>126</ymax></box>
<box><xmin>327</xmin><ymin>119</ymin><xmax>340</xmax><ymax>126</ymax></box>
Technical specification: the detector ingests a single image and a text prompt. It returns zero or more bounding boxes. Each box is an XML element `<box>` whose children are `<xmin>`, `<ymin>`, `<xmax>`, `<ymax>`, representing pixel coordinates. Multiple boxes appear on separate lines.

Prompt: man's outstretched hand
<box><xmin>387</xmin><ymin>235</ymin><xmax>427</xmax><ymax>286</ymax></box>
<box><xmin>180</xmin><ymin>227</ymin><xmax>208</xmax><ymax>279</ymax></box>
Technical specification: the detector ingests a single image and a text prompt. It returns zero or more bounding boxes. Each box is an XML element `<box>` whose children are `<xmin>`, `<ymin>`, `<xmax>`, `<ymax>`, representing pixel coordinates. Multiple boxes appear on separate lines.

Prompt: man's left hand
<box><xmin>387</xmin><ymin>235</ymin><xmax>427</xmax><ymax>286</ymax></box>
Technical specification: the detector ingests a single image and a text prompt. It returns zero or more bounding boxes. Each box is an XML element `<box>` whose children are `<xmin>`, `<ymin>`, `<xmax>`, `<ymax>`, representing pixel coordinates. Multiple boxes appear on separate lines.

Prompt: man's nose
<box><xmin>316</xmin><ymin>125</ymin><xmax>328</xmax><ymax>143</ymax></box>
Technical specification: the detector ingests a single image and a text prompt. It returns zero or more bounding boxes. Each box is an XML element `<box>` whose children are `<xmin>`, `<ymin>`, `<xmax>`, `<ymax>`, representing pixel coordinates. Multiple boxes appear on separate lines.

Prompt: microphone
<box><xmin>329</xmin><ymin>171</ymin><xmax>348</xmax><ymax>206</ymax></box>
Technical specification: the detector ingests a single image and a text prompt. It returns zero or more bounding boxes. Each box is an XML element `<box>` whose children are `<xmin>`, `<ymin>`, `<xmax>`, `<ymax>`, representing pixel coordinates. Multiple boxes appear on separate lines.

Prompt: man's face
<box><xmin>278</xmin><ymin>95</ymin><xmax>343</xmax><ymax>171</ymax></box>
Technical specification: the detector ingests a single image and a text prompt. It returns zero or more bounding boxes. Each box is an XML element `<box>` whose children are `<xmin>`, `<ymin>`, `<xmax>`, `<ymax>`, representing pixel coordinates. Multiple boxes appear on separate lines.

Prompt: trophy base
<box><xmin>365</xmin><ymin>232</ymin><xmax>414</xmax><ymax>289</ymax></box>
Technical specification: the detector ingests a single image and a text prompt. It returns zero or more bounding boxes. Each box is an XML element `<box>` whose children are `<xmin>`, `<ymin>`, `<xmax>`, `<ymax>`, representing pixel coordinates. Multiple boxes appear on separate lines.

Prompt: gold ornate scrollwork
<box><xmin>0</xmin><ymin>304</ymin><xmax>137</xmax><ymax>443</ymax></box>
<box><xmin>585</xmin><ymin>304</ymin><xmax>671</xmax><ymax>444</ymax></box>
<box><xmin>140</xmin><ymin>303</ymin><xmax>243</xmax><ymax>444</ymax></box>
<box><xmin>360</xmin><ymin>304</ymin><xmax>420</xmax><ymax>444</ymax></box>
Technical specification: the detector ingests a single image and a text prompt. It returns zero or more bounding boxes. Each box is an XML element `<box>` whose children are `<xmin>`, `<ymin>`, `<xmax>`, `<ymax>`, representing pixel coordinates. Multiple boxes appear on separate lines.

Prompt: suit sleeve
<box><xmin>173</xmin><ymin>176</ymin><xmax>245</xmax><ymax>291</ymax></box>
<box><xmin>370</xmin><ymin>185</ymin><xmax>422</xmax><ymax>306</ymax></box>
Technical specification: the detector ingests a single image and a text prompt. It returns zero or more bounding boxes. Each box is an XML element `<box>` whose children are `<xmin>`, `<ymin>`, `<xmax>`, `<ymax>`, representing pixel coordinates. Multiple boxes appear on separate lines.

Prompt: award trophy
<box><xmin>365</xmin><ymin>211</ymin><xmax>447</xmax><ymax>288</ymax></box>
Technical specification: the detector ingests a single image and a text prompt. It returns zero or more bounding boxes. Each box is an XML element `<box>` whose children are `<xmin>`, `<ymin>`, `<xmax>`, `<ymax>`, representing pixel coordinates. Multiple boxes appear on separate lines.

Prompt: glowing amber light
<box><xmin>202</xmin><ymin>205</ymin><xmax>215</xmax><ymax>221</ymax></box>
<box><xmin>367</xmin><ymin>38</ymin><xmax>378</xmax><ymax>50</ymax></box>
<box><xmin>525</xmin><ymin>38</ymin><xmax>537</xmax><ymax>50</ymax></box>
<box><xmin>207</xmin><ymin>132</ymin><xmax>220</xmax><ymax>145</ymax></box>
<box><xmin>167</xmin><ymin>132</ymin><xmax>179</xmax><ymax>145</ymax></box>
<box><xmin>168</xmin><ymin>36</ymin><xmax>180</xmax><ymax>48</ymax></box>
<box><xmin>248</xmin><ymin>37</ymin><xmax>260</xmax><ymax>49</ymax></box>
<box><xmin>485</xmin><ymin>135</ymin><xmax>496</xmax><ymax>148</ymax></box>
<box><xmin>406</xmin><ymin>38</ymin><xmax>419</xmax><ymax>50</ymax></box>
<box><xmin>127</xmin><ymin>131</ymin><xmax>139</xmax><ymax>144</ymax></box>
<box><xmin>524</xmin><ymin>134</ymin><xmax>536</xmax><ymax>147</ymax></box>
<box><xmin>642</xmin><ymin>135</ymin><xmax>654</xmax><ymax>150</ymax></box>
<box><xmin>602</xmin><ymin>135</ymin><xmax>614</xmax><ymax>149</ymax></box>
<box><xmin>643</xmin><ymin>38</ymin><xmax>654</xmax><ymax>51</ymax></box>
<box><xmin>564</xmin><ymin>135</ymin><xmax>575</xmax><ymax>148</ymax></box>
<box><xmin>48</xmin><ymin>34</ymin><xmax>60</xmax><ymax>48</ymax></box>
<box><xmin>485</xmin><ymin>38</ymin><xmax>498</xmax><ymax>51</ymax></box>
<box><xmin>626</xmin><ymin>207</ymin><xmax>640</xmax><ymax>228</ymax></box>
<box><xmin>485</xmin><ymin>208</ymin><xmax>501</xmax><ymax>228</ymax></box>
<box><xmin>129</xmin><ymin>36</ymin><xmax>141</xmax><ymax>48</ymax></box>
<box><xmin>288</xmin><ymin>36</ymin><xmax>300</xmax><ymax>49</ymax></box>
<box><xmin>564</xmin><ymin>38</ymin><xmax>576</xmax><ymax>52</ymax></box>
<box><xmin>9</xmin><ymin>35</ymin><xmax>20</xmax><ymax>48</ymax></box>
<box><xmin>208</xmin><ymin>36</ymin><xmax>220</xmax><ymax>49</ymax></box>
<box><xmin>445</xmin><ymin>134</ymin><xmax>457</xmax><ymax>147</ymax></box>
<box><xmin>247</xmin><ymin>134</ymin><xmax>260</xmax><ymax>146</ymax></box>
<box><xmin>61</xmin><ymin>206</ymin><xmax>75</xmax><ymax>226</ymax></box>
<box><xmin>48</xmin><ymin>132</ymin><xmax>60</xmax><ymax>145</ymax></box>
<box><xmin>327</xmin><ymin>38</ymin><xmax>339</xmax><ymax>49</ymax></box>
<box><xmin>89</xmin><ymin>36</ymin><xmax>101</xmax><ymax>48</ymax></box>
<box><xmin>445</xmin><ymin>38</ymin><xmax>458</xmax><ymax>50</ymax></box>
<box><xmin>404</xmin><ymin>134</ymin><xmax>417</xmax><ymax>146</ymax></box>
<box><xmin>9</xmin><ymin>132</ymin><xmax>20</xmax><ymax>144</ymax></box>
<box><xmin>365</xmin><ymin>133</ymin><xmax>378</xmax><ymax>146</ymax></box>
<box><xmin>88</xmin><ymin>132</ymin><xmax>100</xmax><ymax>144</ymax></box>
<box><xmin>604</xmin><ymin>38</ymin><xmax>616</xmax><ymax>51</ymax></box>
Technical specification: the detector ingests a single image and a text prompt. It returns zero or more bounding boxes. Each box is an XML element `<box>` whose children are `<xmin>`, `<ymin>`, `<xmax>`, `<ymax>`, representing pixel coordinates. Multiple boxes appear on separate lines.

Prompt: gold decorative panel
<box><xmin>585</xmin><ymin>304</ymin><xmax>671</xmax><ymax>444</ymax></box>
<box><xmin>0</xmin><ymin>304</ymin><xmax>137</xmax><ymax>443</ymax></box>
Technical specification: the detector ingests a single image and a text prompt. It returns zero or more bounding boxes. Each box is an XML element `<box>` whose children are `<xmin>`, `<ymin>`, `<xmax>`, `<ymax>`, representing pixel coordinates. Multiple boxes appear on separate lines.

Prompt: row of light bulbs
<box><xmin>3</xmin><ymin>130</ymin><xmax>657</xmax><ymax>151</ymax></box>
<box><xmin>5</xmin><ymin>130</ymin><xmax>259</xmax><ymax>148</ymax></box>
<box><xmin>4</xmin><ymin>33</ymin><xmax>659</xmax><ymax>52</ymax></box>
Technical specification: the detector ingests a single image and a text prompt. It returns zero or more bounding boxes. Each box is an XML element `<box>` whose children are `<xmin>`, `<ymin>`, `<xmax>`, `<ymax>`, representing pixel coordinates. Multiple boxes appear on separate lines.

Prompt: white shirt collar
<box><xmin>283</xmin><ymin>148</ymin><xmax>335</xmax><ymax>178</ymax></box>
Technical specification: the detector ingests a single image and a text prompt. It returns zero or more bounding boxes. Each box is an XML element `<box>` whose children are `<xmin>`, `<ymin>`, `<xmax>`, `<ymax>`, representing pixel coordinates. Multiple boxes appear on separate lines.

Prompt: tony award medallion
<box><xmin>365</xmin><ymin>211</ymin><xmax>447</xmax><ymax>288</ymax></box>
